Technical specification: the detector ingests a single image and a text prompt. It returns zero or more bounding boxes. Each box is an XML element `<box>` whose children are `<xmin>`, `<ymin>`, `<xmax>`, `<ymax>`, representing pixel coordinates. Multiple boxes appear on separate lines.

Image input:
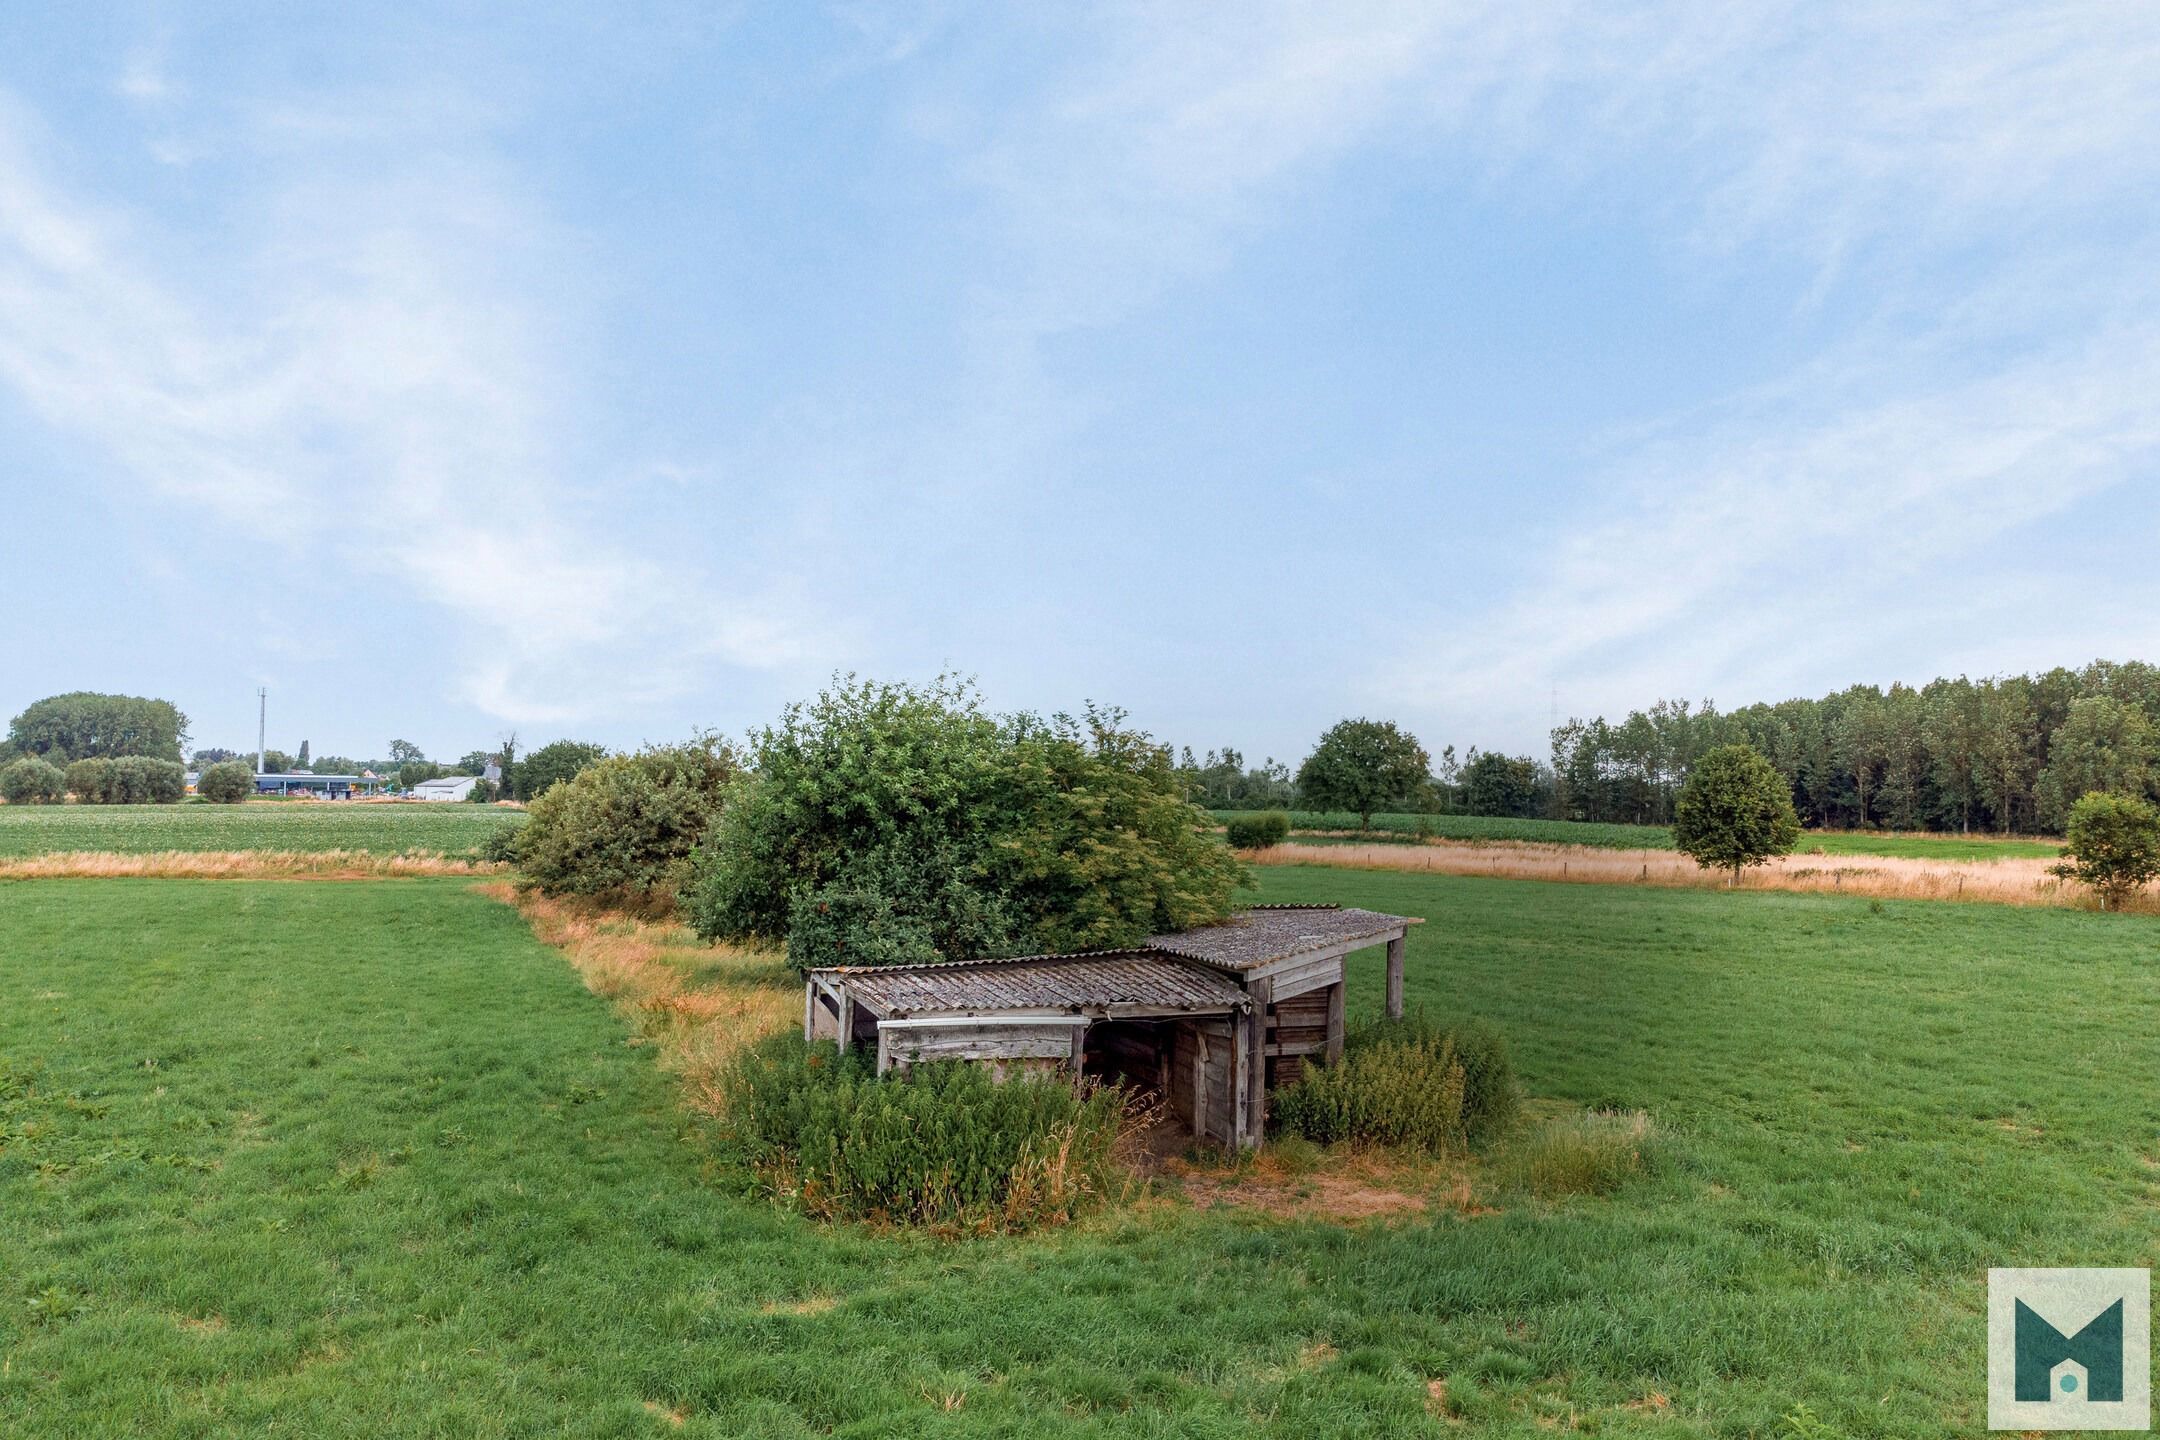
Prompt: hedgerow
<box><xmin>717</xmin><ymin>1031</ymin><xmax>1127</xmax><ymax>1232</ymax></box>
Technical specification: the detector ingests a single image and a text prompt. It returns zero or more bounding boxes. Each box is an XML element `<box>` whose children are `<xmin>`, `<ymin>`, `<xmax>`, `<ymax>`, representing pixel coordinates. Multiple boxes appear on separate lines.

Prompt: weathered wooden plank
<box><xmin>1237</xmin><ymin>979</ymin><xmax>1270</xmax><ymax>1147</ymax></box>
<box><xmin>1325</xmin><ymin>978</ymin><xmax>1345</xmax><ymax>1063</ymax></box>
<box><xmin>1268</xmin><ymin>953</ymin><xmax>1347</xmax><ymax>1002</ymax></box>
<box><xmin>1385</xmin><ymin>934</ymin><xmax>1405</xmax><ymax>1019</ymax></box>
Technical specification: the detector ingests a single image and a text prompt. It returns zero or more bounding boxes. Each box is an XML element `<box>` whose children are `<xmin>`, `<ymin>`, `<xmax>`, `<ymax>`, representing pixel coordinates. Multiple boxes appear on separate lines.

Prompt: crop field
<box><xmin>1215</xmin><ymin>810</ymin><xmax>1676</xmax><ymax>849</ymax></box>
<box><xmin>1223</xmin><ymin>811</ymin><xmax>2064</xmax><ymax>861</ymax></box>
<box><xmin>6</xmin><ymin>870</ymin><xmax>2156</xmax><ymax>1436</ymax></box>
<box><xmin>0</xmin><ymin>803</ymin><xmax>524</xmax><ymax>858</ymax></box>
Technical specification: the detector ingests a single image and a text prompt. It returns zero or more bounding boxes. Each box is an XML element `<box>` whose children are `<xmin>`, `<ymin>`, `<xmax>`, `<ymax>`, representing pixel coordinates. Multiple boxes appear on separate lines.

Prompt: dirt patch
<box><xmin>1164</xmin><ymin>1147</ymin><xmax>1456</xmax><ymax>1223</ymax></box>
<box><xmin>758</xmin><ymin>1295</ymin><xmax>839</xmax><ymax>1317</ymax></box>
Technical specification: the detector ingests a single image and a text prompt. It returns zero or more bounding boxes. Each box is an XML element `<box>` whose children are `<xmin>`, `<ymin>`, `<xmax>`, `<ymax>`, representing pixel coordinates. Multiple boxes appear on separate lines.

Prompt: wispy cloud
<box><xmin>0</xmin><ymin>89</ymin><xmax>832</xmax><ymax>724</ymax></box>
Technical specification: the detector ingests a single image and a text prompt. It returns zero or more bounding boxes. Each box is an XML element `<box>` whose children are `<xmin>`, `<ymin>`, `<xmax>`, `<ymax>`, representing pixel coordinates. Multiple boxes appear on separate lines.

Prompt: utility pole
<box><xmin>257</xmin><ymin>688</ymin><xmax>268</xmax><ymax>774</ymax></box>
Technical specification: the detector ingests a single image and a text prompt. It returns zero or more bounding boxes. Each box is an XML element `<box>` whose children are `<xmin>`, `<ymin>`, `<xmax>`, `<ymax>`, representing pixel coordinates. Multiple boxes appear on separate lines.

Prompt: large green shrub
<box><xmin>1273</xmin><ymin>1014</ymin><xmax>1518</xmax><ymax>1151</ymax></box>
<box><xmin>2051</xmin><ymin>790</ymin><xmax>2160</xmax><ymax>910</ymax></box>
<box><xmin>1673</xmin><ymin>743</ymin><xmax>1800</xmax><ymax>881</ymax></box>
<box><xmin>1224</xmin><ymin>810</ymin><xmax>1290</xmax><ymax>850</ymax></box>
<box><xmin>516</xmin><ymin>736</ymin><xmax>736</xmax><ymax>905</ymax></box>
<box><xmin>0</xmin><ymin>757</ymin><xmax>66</xmax><ymax>804</ymax></box>
<box><xmin>123</xmin><ymin>757</ymin><xmax>187</xmax><ymax>804</ymax></box>
<box><xmin>197</xmin><ymin>761</ymin><xmax>255</xmax><ymax>804</ymax></box>
<box><xmin>685</xmin><ymin>677</ymin><xmax>1243</xmax><ymax>970</ymax></box>
<box><xmin>718</xmin><ymin>1031</ymin><xmax>1125</xmax><ymax>1231</ymax></box>
<box><xmin>64</xmin><ymin>758</ymin><xmax>113</xmax><ymax>803</ymax></box>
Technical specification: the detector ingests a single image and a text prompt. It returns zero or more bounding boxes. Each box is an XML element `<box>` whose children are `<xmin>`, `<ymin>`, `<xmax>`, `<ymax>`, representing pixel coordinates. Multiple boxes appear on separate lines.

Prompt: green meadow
<box><xmin>0</xmin><ymin>803</ymin><xmax>524</xmax><ymax>858</ymax></box>
<box><xmin>6</xmin><ymin>870</ymin><xmax>2156</xmax><ymax>1436</ymax></box>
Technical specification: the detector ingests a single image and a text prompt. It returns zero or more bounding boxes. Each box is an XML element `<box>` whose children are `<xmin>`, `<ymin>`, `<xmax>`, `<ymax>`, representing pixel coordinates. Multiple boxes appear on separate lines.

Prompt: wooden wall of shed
<box><xmin>1264</xmin><ymin>988</ymin><xmax>1332</xmax><ymax>1091</ymax></box>
<box><xmin>807</xmin><ymin>988</ymin><xmax>840</xmax><ymax>1042</ymax></box>
<box><xmin>1168</xmin><ymin>1018</ymin><xmax>1237</xmax><ymax>1146</ymax></box>
<box><xmin>883</xmin><ymin>1022</ymin><xmax>1074</xmax><ymax>1071</ymax></box>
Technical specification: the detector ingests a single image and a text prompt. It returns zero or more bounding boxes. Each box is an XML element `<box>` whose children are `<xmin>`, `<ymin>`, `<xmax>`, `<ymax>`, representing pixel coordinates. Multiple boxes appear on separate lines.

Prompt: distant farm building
<box><xmin>804</xmin><ymin>904</ymin><xmax>1419</xmax><ymax>1149</ymax></box>
<box><xmin>251</xmin><ymin>772</ymin><xmax>384</xmax><ymax>799</ymax></box>
<box><xmin>411</xmin><ymin>775</ymin><xmax>480</xmax><ymax>802</ymax></box>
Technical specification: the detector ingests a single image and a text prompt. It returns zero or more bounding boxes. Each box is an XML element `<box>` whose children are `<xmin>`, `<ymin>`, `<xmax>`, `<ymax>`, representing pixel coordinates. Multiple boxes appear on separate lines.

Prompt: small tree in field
<box><xmin>1296</xmin><ymin>719</ymin><xmax>1431</xmax><ymax>830</ymax></box>
<box><xmin>1673</xmin><ymin>744</ymin><xmax>1800</xmax><ymax>884</ymax></box>
<box><xmin>2051</xmin><ymin>791</ymin><xmax>2160</xmax><ymax>911</ymax></box>
<box><xmin>198</xmin><ymin>761</ymin><xmax>254</xmax><ymax>804</ymax></box>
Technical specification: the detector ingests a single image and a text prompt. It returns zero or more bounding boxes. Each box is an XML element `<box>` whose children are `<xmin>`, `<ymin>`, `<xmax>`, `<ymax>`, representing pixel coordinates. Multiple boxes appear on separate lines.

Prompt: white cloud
<box><xmin>0</xmin><ymin>97</ymin><xmax>831</xmax><ymax>723</ymax></box>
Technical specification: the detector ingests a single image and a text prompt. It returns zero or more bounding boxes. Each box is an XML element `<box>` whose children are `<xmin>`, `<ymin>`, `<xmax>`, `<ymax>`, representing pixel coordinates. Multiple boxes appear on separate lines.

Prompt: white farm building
<box><xmin>411</xmin><ymin>775</ymin><xmax>480</xmax><ymax>802</ymax></box>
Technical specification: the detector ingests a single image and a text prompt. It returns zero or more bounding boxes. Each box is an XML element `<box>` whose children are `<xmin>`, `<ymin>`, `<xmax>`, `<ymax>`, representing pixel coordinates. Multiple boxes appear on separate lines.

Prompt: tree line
<box><xmin>1178</xmin><ymin>659</ymin><xmax>2160</xmax><ymax>838</ymax></box>
<box><xmin>1553</xmin><ymin>661</ymin><xmax>2160</xmax><ymax>835</ymax></box>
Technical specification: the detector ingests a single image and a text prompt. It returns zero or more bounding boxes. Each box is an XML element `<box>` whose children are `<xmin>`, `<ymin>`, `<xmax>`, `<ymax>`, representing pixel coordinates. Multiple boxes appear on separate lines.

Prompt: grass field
<box><xmin>7</xmin><ymin>873</ymin><xmax>2157</xmax><ymax>1435</ymax></box>
<box><xmin>1223</xmin><ymin>811</ymin><xmax>2064</xmax><ymax>861</ymax></box>
<box><xmin>0</xmin><ymin>803</ymin><xmax>524</xmax><ymax>858</ymax></box>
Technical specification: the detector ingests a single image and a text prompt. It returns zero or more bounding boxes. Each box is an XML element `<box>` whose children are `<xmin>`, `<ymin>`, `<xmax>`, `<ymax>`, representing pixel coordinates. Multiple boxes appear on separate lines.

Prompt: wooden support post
<box><xmin>1325</xmin><ymin>978</ymin><xmax>1346</xmax><ymax>1064</ymax></box>
<box><xmin>802</xmin><ymin>982</ymin><xmax>816</xmax><ymax>1041</ymax></box>
<box><xmin>836</xmin><ymin>993</ymin><xmax>857</xmax><ymax>1055</ymax></box>
<box><xmin>1242</xmin><ymin>980</ymin><xmax>1271</xmax><ymax>1147</ymax></box>
<box><xmin>875</xmin><ymin>1026</ymin><xmax>893</xmax><ymax>1075</ymax></box>
<box><xmin>1385</xmin><ymin>934</ymin><xmax>1405</xmax><ymax>1020</ymax></box>
<box><xmin>1069</xmin><ymin>1022</ymin><xmax>1089</xmax><ymax>1079</ymax></box>
<box><xmin>1193</xmin><ymin>1026</ymin><xmax>1210</xmax><ymax>1145</ymax></box>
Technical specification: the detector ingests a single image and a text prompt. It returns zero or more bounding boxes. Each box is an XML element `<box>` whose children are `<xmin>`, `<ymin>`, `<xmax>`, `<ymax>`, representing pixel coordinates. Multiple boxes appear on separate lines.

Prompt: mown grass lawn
<box><xmin>4</xmin><ymin>874</ymin><xmax>2157</xmax><ymax>1437</ymax></box>
<box><xmin>0</xmin><ymin>803</ymin><xmax>523</xmax><ymax>858</ymax></box>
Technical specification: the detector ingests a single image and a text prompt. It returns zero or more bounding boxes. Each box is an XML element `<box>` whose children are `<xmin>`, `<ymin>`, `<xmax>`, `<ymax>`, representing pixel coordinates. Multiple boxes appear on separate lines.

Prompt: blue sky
<box><xmin>4</xmin><ymin>4</ymin><xmax>2159</xmax><ymax>767</ymax></box>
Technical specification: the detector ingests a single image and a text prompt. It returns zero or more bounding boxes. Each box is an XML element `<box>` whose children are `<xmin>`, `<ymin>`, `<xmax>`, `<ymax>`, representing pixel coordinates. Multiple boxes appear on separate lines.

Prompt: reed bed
<box><xmin>1246</xmin><ymin>840</ymin><xmax>2141</xmax><ymax>912</ymax></box>
<box><xmin>480</xmin><ymin>882</ymin><xmax>797</xmax><ymax>1114</ymax></box>
<box><xmin>0</xmin><ymin>849</ymin><xmax>504</xmax><ymax>880</ymax></box>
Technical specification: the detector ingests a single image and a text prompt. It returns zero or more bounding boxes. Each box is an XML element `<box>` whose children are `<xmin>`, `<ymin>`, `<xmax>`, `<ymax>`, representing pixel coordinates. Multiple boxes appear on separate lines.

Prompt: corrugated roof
<box><xmin>1146</xmin><ymin>905</ymin><xmax>1415</xmax><ymax>972</ymax></box>
<box><xmin>825</xmin><ymin>951</ymin><xmax>1250</xmax><ymax>1019</ymax></box>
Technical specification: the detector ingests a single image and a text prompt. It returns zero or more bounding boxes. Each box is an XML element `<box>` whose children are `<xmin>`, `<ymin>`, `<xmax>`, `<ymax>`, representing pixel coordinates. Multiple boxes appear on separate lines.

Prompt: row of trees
<box><xmin>1179</xmin><ymin>660</ymin><xmax>2160</xmax><ymax>838</ymax></box>
<box><xmin>1180</xmin><ymin>724</ymin><xmax>1549</xmax><ymax>825</ymax></box>
<box><xmin>0</xmin><ymin>755</ymin><xmax>188</xmax><ymax>805</ymax></box>
<box><xmin>1554</xmin><ymin>662</ymin><xmax>2160</xmax><ymax>835</ymax></box>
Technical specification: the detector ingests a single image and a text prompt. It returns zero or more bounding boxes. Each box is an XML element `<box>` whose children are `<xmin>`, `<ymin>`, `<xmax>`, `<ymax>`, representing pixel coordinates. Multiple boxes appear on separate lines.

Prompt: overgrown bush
<box><xmin>479</xmin><ymin>824</ymin><xmax>524</xmax><ymax>865</ymax></box>
<box><xmin>1501</xmin><ymin>1110</ymin><xmax>1657</xmax><ymax>1197</ymax></box>
<box><xmin>1273</xmin><ymin>1013</ymin><xmax>1518</xmax><ymax>1151</ymax></box>
<box><xmin>686</xmin><ymin>676</ymin><xmax>1243</xmax><ymax>970</ymax></box>
<box><xmin>1272</xmin><ymin>1033</ymin><xmax>1466</xmax><ymax>1151</ymax></box>
<box><xmin>516</xmin><ymin>736</ymin><xmax>736</xmax><ymax>906</ymax></box>
<box><xmin>129</xmin><ymin>757</ymin><xmax>187</xmax><ymax>804</ymax></box>
<box><xmin>718</xmin><ymin>1031</ymin><xmax>1126</xmax><ymax>1230</ymax></box>
<box><xmin>197</xmin><ymin>761</ymin><xmax>254</xmax><ymax>804</ymax></box>
<box><xmin>0</xmin><ymin>757</ymin><xmax>66</xmax><ymax>804</ymax></box>
<box><xmin>1224</xmin><ymin>810</ymin><xmax>1290</xmax><ymax>850</ymax></box>
<box><xmin>2052</xmin><ymin>790</ymin><xmax>2160</xmax><ymax>910</ymax></box>
<box><xmin>64</xmin><ymin>757</ymin><xmax>112</xmax><ymax>802</ymax></box>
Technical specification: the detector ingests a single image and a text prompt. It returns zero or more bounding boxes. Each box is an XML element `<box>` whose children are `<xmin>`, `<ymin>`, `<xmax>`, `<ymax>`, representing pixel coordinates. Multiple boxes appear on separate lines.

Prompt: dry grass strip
<box><xmin>1247</xmin><ymin>841</ymin><xmax>2150</xmax><ymax>912</ymax></box>
<box><xmin>0</xmin><ymin>850</ymin><xmax>505</xmax><ymax>881</ymax></box>
<box><xmin>477</xmin><ymin>883</ymin><xmax>796</xmax><ymax>1114</ymax></box>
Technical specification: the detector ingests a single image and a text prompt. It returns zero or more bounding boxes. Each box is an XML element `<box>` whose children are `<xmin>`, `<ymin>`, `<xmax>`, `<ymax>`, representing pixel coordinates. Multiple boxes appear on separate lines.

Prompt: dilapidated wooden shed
<box><xmin>803</xmin><ymin>904</ymin><xmax>1420</xmax><ymax>1148</ymax></box>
